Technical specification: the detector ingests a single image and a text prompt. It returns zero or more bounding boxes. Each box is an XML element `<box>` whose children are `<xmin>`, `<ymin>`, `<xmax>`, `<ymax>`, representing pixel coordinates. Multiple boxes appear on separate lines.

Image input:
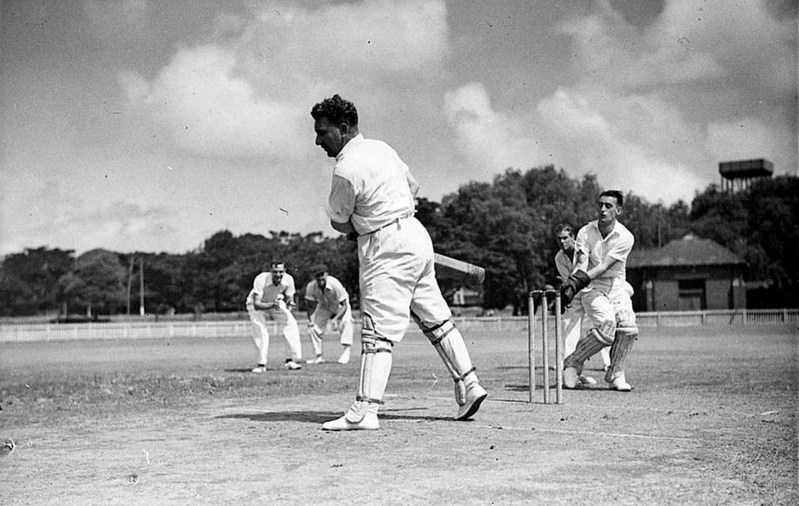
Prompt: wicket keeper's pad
<box><xmin>434</xmin><ymin>253</ymin><xmax>485</xmax><ymax>288</ymax></box>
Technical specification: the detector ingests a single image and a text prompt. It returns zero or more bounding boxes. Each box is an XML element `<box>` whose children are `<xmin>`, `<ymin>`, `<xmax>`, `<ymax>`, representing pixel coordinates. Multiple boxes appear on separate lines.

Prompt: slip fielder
<box><xmin>246</xmin><ymin>261</ymin><xmax>304</xmax><ymax>372</ymax></box>
<box><xmin>304</xmin><ymin>264</ymin><xmax>353</xmax><ymax>365</ymax></box>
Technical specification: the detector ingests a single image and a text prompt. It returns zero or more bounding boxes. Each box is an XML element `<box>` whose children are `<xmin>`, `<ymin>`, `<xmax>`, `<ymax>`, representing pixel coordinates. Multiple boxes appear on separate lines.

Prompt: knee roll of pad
<box><xmin>592</xmin><ymin>319</ymin><xmax>616</xmax><ymax>346</ymax></box>
<box><xmin>615</xmin><ymin>309</ymin><xmax>638</xmax><ymax>336</ymax></box>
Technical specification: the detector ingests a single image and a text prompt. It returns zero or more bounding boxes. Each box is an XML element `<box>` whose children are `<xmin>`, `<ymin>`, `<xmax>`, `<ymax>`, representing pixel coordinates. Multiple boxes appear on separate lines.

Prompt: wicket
<box><xmin>527</xmin><ymin>289</ymin><xmax>564</xmax><ymax>404</ymax></box>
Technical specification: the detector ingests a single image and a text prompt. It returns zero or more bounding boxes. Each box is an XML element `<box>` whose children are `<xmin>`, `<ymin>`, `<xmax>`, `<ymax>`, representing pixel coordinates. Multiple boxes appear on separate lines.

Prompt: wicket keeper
<box><xmin>559</xmin><ymin>191</ymin><xmax>638</xmax><ymax>391</ymax></box>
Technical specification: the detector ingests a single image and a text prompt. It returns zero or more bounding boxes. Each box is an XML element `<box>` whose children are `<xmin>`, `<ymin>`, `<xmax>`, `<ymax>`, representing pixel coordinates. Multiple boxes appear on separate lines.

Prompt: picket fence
<box><xmin>0</xmin><ymin>308</ymin><xmax>796</xmax><ymax>343</ymax></box>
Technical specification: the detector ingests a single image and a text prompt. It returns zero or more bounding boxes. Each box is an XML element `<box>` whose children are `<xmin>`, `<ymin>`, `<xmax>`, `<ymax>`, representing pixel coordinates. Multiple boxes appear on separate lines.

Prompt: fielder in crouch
<box><xmin>311</xmin><ymin>94</ymin><xmax>487</xmax><ymax>430</ymax></box>
<box><xmin>559</xmin><ymin>191</ymin><xmax>638</xmax><ymax>391</ymax></box>
<box><xmin>246</xmin><ymin>261</ymin><xmax>304</xmax><ymax>372</ymax></box>
<box><xmin>304</xmin><ymin>264</ymin><xmax>353</xmax><ymax>365</ymax></box>
<box><xmin>554</xmin><ymin>224</ymin><xmax>610</xmax><ymax>376</ymax></box>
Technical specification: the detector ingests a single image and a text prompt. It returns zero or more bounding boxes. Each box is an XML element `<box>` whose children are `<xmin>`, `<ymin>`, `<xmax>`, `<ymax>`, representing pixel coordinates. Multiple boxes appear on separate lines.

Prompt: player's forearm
<box><xmin>585</xmin><ymin>257</ymin><xmax>618</xmax><ymax>281</ymax></box>
<box><xmin>331</xmin><ymin>219</ymin><xmax>356</xmax><ymax>235</ymax></box>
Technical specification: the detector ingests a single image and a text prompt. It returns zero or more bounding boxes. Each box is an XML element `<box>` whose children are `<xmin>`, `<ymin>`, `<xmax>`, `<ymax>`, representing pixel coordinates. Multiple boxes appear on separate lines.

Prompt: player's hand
<box><xmin>560</xmin><ymin>270</ymin><xmax>590</xmax><ymax>306</ymax></box>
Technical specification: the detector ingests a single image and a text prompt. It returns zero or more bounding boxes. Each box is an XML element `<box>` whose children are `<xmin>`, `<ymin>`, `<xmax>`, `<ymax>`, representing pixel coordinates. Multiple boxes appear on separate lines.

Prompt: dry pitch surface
<box><xmin>1</xmin><ymin>324</ymin><xmax>797</xmax><ymax>505</ymax></box>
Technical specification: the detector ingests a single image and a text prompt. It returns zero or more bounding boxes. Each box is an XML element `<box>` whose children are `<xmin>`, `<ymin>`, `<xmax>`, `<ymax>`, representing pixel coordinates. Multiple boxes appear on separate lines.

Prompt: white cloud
<box><xmin>118</xmin><ymin>45</ymin><xmax>306</xmax><ymax>159</ymax></box>
<box><xmin>537</xmin><ymin>87</ymin><xmax>706</xmax><ymax>203</ymax></box>
<box><xmin>443</xmin><ymin>82</ymin><xmax>541</xmax><ymax>178</ymax></box>
<box><xmin>118</xmin><ymin>0</ymin><xmax>451</xmax><ymax>161</ymax></box>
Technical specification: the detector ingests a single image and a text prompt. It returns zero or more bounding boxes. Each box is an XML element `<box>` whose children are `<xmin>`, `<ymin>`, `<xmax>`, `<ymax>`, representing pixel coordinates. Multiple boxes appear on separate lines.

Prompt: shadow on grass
<box><xmin>216</xmin><ymin>406</ymin><xmax>453</xmax><ymax>424</ymax></box>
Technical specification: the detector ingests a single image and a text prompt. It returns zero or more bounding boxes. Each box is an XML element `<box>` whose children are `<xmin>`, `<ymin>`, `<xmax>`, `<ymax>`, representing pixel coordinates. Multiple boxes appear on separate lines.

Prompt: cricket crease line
<box><xmin>495</xmin><ymin>425</ymin><xmax>700</xmax><ymax>442</ymax></box>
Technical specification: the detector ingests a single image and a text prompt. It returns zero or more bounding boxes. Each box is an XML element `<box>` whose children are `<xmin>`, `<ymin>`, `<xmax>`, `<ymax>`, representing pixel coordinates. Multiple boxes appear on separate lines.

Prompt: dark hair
<box><xmin>599</xmin><ymin>190</ymin><xmax>624</xmax><ymax>207</ymax></box>
<box><xmin>554</xmin><ymin>224</ymin><xmax>574</xmax><ymax>237</ymax></box>
<box><xmin>271</xmin><ymin>261</ymin><xmax>285</xmax><ymax>269</ymax></box>
<box><xmin>313</xmin><ymin>264</ymin><xmax>328</xmax><ymax>276</ymax></box>
<box><xmin>310</xmin><ymin>94</ymin><xmax>358</xmax><ymax>127</ymax></box>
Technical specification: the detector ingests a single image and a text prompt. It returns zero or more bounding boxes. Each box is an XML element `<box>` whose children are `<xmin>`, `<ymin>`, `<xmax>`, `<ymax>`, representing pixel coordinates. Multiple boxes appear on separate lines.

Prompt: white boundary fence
<box><xmin>0</xmin><ymin>309</ymin><xmax>796</xmax><ymax>343</ymax></box>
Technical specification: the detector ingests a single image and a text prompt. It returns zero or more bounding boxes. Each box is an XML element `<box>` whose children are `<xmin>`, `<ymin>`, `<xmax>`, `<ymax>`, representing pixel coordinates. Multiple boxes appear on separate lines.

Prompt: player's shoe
<box><xmin>251</xmin><ymin>365</ymin><xmax>266</xmax><ymax>373</ymax></box>
<box><xmin>579</xmin><ymin>375</ymin><xmax>597</xmax><ymax>386</ymax></box>
<box><xmin>284</xmin><ymin>359</ymin><xmax>302</xmax><ymax>370</ymax></box>
<box><xmin>322</xmin><ymin>402</ymin><xmax>379</xmax><ymax>431</ymax></box>
<box><xmin>337</xmin><ymin>346</ymin><xmax>351</xmax><ymax>364</ymax></box>
<box><xmin>306</xmin><ymin>356</ymin><xmax>325</xmax><ymax>365</ymax></box>
<box><xmin>563</xmin><ymin>366</ymin><xmax>580</xmax><ymax>389</ymax></box>
<box><xmin>455</xmin><ymin>383</ymin><xmax>487</xmax><ymax>420</ymax></box>
<box><xmin>607</xmin><ymin>372</ymin><xmax>632</xmax><ymax>391</ymax></box>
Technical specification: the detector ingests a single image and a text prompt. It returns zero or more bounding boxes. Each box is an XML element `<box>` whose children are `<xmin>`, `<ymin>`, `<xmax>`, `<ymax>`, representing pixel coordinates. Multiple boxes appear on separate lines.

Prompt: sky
<box><xmin>1</xmin><ymin>0</ymin><xmax>796</xmax><ymax>256</ymax></box>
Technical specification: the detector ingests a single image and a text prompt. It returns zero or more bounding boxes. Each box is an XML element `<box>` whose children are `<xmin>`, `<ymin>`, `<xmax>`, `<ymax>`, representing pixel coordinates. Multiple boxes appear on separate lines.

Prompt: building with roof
<box><xmin>627</xmin><ymin>234</ymin><xmax>747</xmax><ymax>311</ymax></box>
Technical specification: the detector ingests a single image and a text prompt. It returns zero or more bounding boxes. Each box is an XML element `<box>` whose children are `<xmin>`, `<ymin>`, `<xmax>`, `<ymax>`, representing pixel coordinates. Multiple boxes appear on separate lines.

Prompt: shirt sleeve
<box><xmin>327</xmin><ymin>174</ymin><xmax>356</xmax><ymax>224</ymax></box>
<box><xmin>607</xmin><ymin>232</ymin><xmax>634</xmax><ymax>262</ymax></box>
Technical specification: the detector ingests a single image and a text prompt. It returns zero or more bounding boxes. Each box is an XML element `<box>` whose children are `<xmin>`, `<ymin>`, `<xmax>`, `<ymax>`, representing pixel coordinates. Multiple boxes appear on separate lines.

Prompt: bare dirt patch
<box><xmin>1</xmin><ymin>326</ymin><xmax>796</xmax><ymax>504</ymax></box>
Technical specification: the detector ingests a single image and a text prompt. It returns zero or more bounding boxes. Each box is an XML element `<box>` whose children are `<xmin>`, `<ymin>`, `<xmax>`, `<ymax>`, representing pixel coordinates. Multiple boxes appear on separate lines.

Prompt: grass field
<box><xmin>1</xmin><ymin>325</ymin><xmax>797</xmax><ymax>505</ymax></box>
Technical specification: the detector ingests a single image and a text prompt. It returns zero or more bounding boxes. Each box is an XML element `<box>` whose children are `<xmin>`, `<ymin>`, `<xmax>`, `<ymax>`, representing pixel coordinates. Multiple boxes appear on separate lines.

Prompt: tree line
<box><xmin>1</xmin><ymin>165</ymin><xmax>796</xmax><ymax>318</ymax></box>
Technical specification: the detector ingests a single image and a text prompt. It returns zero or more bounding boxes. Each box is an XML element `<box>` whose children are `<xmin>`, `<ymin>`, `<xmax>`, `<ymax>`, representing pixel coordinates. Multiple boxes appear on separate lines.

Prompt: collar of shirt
<box><xmin>336</xmin><ymin>133</ymin><xmax>365</xmax><ymax>162</ymax></box>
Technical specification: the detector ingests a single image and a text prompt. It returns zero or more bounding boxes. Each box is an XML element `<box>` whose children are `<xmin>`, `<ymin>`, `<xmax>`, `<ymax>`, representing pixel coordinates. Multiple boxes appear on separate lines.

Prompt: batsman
<box><xmin>559</xmin><ymin>190</ymin><xmax>639</xmax><ymax>391</ymax></box>
<box><xmin>311</xmin><ymin>94</ymin><xmax>487</xmax><ymax>431</ymax></box>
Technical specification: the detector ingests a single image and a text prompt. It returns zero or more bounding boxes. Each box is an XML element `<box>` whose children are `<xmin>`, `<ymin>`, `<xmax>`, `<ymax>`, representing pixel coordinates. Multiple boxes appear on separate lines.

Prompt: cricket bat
<box><xmin>434</xmin><ymin>253</ymin><xmax>485</xmax><ymax>287</ymax></box>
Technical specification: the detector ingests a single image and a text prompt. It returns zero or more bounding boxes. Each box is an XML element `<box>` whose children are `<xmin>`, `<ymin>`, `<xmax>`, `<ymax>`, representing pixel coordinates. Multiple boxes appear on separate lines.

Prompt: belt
<box><xmin>360</xmin><ymin>214</ymin><xmax>413</xmax><ymax>236</ymax></box>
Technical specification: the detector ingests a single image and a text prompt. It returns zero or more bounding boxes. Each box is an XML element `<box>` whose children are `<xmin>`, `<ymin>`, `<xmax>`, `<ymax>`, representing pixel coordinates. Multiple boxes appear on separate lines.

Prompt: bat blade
<box><xmin>434</xmin><ymin>253</ymin><xmax>485</xmax><ymax>287</ymax></box>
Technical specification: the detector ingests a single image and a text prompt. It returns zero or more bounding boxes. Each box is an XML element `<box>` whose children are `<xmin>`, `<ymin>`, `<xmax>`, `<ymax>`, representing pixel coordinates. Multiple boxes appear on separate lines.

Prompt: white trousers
<box><xmin>309</xmin><ymin>306</ymin><xmax>354</xmax><ymax>355</ymax></box>
<box><xmin>248</xmin><ymin>308</ymin><xmax>302</xmax><ymax>365</ymax></box>
<box><xmin>357</xmin><ymin>217</ymin><xmax>451</xmax><ymax>342</ymax></box>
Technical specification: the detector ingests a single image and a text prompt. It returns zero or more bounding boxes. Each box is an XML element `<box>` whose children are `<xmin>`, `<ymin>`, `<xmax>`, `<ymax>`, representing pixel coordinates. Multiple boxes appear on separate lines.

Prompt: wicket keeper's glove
<box><xmin>560</xmin><ymin>270</ymin><xmax>591</xmax><ymax>307</ymax></box>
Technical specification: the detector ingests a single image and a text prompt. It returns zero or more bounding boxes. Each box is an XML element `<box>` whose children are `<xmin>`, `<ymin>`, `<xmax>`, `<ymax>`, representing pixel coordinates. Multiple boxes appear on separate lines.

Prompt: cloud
<box><xmin>118</xmin><ymin>45</ymin><xmax>306</xmax><ymax>159</ymax></box>
<box><xmin>443</xmin><ymin>82</ymin><xmax>541</xmax><ymax>178</ymax></box>
<box><xmin>706</xmin><ymin>117</ymin><xmax>790</xmax><ymax>163</ymax></box>
<box><xmin>533</xmin><ymin>0</ymin><xmax>797</xmax><ymax>203</ymax></box>
<box><xmin>537</xmin><ymin>88</ymin><xmax>706</xmax><ymax>203</ymax></box>
<box><xmin>118</xmin><ymin>0</ymin><xmax>451</xmax><ymax>161</ymax></box>
<box><xmin>0</xmin><ymin>171</ymin><xmax>182</xmax><ymax>255</ymax></box>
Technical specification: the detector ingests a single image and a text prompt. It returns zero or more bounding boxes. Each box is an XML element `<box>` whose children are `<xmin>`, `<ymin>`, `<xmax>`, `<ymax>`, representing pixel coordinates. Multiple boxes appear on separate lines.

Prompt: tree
<box><xmin>0</xmin><ymin>247</ymin><xmax>74</xmax><ymax>316</ymax></box>
<box><xmin>60</xmin><ymin>249</ymin><xmax>126</xmax><ymax>316</ymax></box>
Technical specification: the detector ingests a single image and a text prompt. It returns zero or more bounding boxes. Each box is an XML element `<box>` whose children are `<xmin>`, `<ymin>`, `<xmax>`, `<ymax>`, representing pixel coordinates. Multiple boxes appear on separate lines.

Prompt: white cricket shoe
<box><xmin>337</xmin><ymin>346</ymin><xmax>351</xmax><ymax>364</ymax></box>
<box><xmin>251</xmin><ymin>365</ymin><xmax>266</xmax><ymax>373</ymax></box>
<box><xmin>455</xmin><ymin>384</ymin><xmax>487</xmax><ymax>421</ymax></box>
<box><xmin>563</xmin><ymin>366</ymin><xmax>580</xmax><ymax>389</ymax></box>
<box><xmin>306</xmin><ymin>356</ymin><xmax>325</xmax><ymax>365</ymax></box>
<box><xmin>579</xmin><ymin>375</ymin><xmax>597</xmax><ymax>386</ymax></box>
<box><xmin>608</xmin><ymin>372</ymin><xmax>633</xmax><ymax>392</ymax></box>
<box><xmin>284</xmin><ymin>360</ymin><xmax>302</xmax><ymax>371</ymax></box>
<box><xmin>322</xmin><ymin>402</ymin><xmax>379</xmax><ymax>431</ymax></box>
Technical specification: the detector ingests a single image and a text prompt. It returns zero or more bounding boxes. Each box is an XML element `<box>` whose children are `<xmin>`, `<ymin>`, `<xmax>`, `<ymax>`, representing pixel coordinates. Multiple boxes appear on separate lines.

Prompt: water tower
<box><xmin>718</xmin><ymin>158</ymin><xmax>773</xmax><ymax>192</ymax></box>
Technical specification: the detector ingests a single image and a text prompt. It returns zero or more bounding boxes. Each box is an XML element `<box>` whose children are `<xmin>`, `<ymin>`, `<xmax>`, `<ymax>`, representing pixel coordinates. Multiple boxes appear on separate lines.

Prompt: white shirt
<box><xmin>305</xmin><ymin>275</ymin><xmax>349</xmax><ymax>314</ymax></box>
<box><xmin>326</xmin><ymin>134</ymin><xmax>416</xmax><ymax>235</ymax></box>
<box><xmin>246</xmin><ymin>272</ymin><xmax>296</xmax><ymax>312</ymax></box>
<box><xmin>575</xmin><ymin>220</ymin><xmax>634</xmax><ymax>293</ymax></box>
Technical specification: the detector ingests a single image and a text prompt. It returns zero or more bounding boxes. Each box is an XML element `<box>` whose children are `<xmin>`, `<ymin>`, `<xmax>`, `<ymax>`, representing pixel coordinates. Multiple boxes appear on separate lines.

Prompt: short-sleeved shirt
<box><xmin>326</xmin><ymin>134</ymin><xmax>416</xmax><ymax>235</ymax></box>
<box><xmin>575</xmin><ymin>220</ymin><xmax>634</xmax><ymax>293</ymax></box>
<box><xmin>245</xmin><ymin>272</ymin><xmax>296</xmax><ymax>312</ymax></box>
<box><xmin>305</xmin><ymin>275</ymin><xmax>349</xmax><ymax>314</ymax></box>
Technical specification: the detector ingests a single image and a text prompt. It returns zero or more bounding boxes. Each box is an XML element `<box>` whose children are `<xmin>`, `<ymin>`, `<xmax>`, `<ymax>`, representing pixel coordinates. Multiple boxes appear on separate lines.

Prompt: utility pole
<box><xmin>126</xmin><ymin>257</ymin><xmax>134</xmax><ymax>316</ymax></box>
<box><xmin>139</xmin><ymin>256</ymin><xmax>145</xmax><ymax>316</ymax></box>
